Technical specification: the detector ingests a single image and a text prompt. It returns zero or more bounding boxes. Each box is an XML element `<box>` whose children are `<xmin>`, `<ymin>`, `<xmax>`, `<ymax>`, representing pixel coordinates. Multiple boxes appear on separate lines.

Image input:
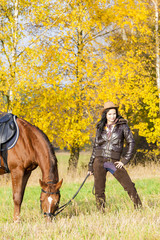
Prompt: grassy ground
<box><xmin>0</xmin><ymin>152</ymin><xmax>160</xmax><ymax>239</ymax></box>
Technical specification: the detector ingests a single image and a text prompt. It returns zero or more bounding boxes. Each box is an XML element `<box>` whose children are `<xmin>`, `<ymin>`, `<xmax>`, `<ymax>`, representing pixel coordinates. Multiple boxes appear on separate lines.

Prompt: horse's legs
<box><xmin>11</xmin><ymin>168</ymin><xmax>31</xmax><ymax>222</ymax></box>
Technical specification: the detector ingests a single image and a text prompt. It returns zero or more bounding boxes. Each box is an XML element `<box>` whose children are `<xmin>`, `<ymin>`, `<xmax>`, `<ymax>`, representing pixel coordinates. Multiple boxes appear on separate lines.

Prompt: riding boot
<box><xmin>113</xmin><ymin>168</ymin><xmax>142</xmax><ymax>208</ymax></box>
<box><xmin>95</xmin><ymin>195</ymin><xmax>105</xmax><ymax>213</ymax></box>
<box><xmin>93</xmin><ymin>157</ymin><xmax>107</xmax><ymax>213</ymax></box>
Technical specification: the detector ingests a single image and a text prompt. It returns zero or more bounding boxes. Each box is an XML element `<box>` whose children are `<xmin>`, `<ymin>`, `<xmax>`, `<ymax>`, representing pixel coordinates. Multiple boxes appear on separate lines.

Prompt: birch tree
<box><xmin>0</xmin><ymin>0</ymin><xmax>63</xmax><ymax>112</ymax></box>
<box><xmin>151</xmin><ymin>0</ymin><xmax>160</xmax><ymax>107</ymax></box>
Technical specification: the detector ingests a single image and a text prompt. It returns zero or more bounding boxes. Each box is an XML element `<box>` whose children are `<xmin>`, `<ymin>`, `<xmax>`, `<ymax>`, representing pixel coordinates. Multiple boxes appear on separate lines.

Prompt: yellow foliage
<box><xmin>0</xmin><ymin>0</ymin><xmax>159</xmax><ymax>156</ymax></box>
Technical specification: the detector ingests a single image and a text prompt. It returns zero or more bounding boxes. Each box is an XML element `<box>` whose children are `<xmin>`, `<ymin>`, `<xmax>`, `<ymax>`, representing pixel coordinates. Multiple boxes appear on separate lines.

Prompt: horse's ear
<box><xmin>39</xmin><ymin>179</ymin><xmax>47</xmax><ymax>188</ymax></box>
<box><xmin>55</xmin><ymin>179</ymin><xmax>63</xmax><ymax>191</ymax></box>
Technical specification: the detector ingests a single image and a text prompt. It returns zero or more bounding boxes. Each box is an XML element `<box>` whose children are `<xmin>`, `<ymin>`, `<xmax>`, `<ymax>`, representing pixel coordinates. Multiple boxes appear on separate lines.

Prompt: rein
<box><xmin>40</xmin><ymin>173</ymin><xmax>90</xmax><ymax>217</ymax></box>
<box><xmin>53</xmin><ymin>173</ymin><xmax>90</xmax><ymax>217</ymax></box>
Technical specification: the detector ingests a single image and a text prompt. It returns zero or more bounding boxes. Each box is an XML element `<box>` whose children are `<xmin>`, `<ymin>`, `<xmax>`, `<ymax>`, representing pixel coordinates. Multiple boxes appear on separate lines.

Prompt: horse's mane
<box><xmin>20</xmin><ymin>118</ymin><xmax>59</xmax><ymax>182</ymax></box>
<box><xmin>35</xmin><ymin>125</ymin><xmax>58</xmax><ymax>163</ymax></box>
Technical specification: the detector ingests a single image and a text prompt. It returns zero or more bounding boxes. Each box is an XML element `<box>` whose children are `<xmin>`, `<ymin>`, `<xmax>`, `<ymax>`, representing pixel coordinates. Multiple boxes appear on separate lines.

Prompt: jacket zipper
<box><xmin>106</xmin><ymin>125</ymin><xmax>116</xmax><ymax>152</ymax></box>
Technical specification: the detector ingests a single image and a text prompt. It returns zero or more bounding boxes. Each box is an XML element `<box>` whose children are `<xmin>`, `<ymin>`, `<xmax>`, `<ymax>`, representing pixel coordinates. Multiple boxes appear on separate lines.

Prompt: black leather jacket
<box><xmin>88</xmin><ymin>117</ymin><xmax>135</xmax><ymax>172</ymax></box>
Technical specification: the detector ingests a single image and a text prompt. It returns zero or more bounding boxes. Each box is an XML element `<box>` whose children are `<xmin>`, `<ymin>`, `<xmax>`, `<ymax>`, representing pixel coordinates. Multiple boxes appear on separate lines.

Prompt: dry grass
<box><xmin>0</xmin><ymin>204</ymin><xmax>160</xmax><ymax>240</ymax></box>
<box><xmin>1</xmin><ymin>151</ymin><xmax>159</xmax><ymax>186</ymax></box>
<box><xmin>0</xmin><ymin>151</ymin><xmax>160</xmax><ymax>239</ymax></box>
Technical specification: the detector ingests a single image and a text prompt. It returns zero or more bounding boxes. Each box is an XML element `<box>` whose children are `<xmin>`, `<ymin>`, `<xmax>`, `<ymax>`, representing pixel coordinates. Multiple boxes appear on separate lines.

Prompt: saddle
<box><xmin>0</xmin><ymin>113</ymin><xmax>19</xmax><ymax>173</ymax></box>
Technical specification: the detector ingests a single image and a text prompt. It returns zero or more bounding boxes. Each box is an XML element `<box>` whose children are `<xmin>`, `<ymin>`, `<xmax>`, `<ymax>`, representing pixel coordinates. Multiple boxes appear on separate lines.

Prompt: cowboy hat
<box><xmin>100</xmin><ymin>101</ymin><xmax>118</xmax><ymax>115</ymax></box>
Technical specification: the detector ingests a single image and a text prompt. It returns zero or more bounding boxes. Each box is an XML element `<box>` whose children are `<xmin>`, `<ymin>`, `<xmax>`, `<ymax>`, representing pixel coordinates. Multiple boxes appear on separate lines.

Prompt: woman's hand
<box><xmin>115</xmin><ymin>161</ymin><xmax>124</xmax><ymax>169</ymax></box>
<box><xmin>88</xmin><ymin>171</ymin><xmax>93</xmax><ymax>176</ymax></box>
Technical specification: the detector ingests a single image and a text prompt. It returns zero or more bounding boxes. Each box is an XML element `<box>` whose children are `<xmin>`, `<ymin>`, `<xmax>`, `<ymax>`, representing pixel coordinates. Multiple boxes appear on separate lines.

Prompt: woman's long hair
<box><xmin>96</xmin><ymin>108</ymin><xmax>119</xmax><ymax>135</ymax></box>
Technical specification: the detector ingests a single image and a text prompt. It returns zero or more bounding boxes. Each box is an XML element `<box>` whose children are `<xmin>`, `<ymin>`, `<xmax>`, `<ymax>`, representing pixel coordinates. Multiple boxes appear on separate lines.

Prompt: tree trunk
<box><xmin>152</xmin><ymin>0</ymin><xmax>160</xmax><ymax>109</ymax></box>
<box><xmin>67</xmin><ymin>29</ymin><xmax>82</xmax><ymax>173</ymax></box>
<box><xmin>68</xmin><ymin>145</ymin><xmax>80</xmax><ymax>172</ymax></box>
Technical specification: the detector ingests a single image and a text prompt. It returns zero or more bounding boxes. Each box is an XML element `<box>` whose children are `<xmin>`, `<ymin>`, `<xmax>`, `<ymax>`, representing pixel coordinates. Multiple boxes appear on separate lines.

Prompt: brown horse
<box><xmin>0</xmin><ymin>116</ymin><xmax>63</xmax><ymax>222</ymax></box>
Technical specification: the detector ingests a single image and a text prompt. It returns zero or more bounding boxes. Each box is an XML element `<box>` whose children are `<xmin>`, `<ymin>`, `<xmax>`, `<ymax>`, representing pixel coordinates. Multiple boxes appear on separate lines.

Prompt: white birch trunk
<box><xmin>152</xmin><ymin>0</ymin><xmax>160</xmax><ymax>108</ymax></box>
<box><xmin>8</xmin><ymin>0</ymin><xmax>18</xmax><ymax>112</ymax></box>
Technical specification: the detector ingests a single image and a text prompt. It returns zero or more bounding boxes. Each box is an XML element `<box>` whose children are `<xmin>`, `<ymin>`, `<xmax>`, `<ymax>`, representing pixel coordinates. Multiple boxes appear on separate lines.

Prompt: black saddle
<box><xmin>0</xmin><ymin>113</ymin><xmax>19</xmax><ymax>173</ymax></box>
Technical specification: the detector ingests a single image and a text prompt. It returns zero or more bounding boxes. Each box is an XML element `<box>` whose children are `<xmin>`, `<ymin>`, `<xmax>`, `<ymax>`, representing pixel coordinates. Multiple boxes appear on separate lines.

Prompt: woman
<box><xmin>88</xmin><ymin>101</ymin><xmax>142</xmax><ymax>211</ymax></box>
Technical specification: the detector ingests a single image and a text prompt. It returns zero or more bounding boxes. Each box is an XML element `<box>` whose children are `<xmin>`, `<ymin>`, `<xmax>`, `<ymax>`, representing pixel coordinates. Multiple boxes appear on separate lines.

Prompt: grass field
<box><xmin>0</xmin><ymin>151</ymin><xmax>160</xmax><ymax>240</ymax></box>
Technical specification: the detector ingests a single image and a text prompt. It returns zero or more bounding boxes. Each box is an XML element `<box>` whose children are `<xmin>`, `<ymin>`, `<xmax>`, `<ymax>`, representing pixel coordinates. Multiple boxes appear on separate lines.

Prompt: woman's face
<box><xmin>106</xmin><ymin>109</ymin><xmax>117</xmax><ymax>124</ymax></box>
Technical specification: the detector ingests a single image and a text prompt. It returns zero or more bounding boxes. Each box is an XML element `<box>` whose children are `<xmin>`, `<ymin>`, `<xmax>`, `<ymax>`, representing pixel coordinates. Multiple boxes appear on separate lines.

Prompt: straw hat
<box><xmin>100</xmin><ymin>101</ymin><xmax>118</xmax><ymax>115</ymax></box>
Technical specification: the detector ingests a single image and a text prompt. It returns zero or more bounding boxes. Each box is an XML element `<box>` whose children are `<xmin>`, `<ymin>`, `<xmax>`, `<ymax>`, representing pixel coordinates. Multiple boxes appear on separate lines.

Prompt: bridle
<box><xmin>41</xmin><ymin>188</ymin><xmax>60</xmax><ymax>195</ymax></box>
<box><xmin>40</xmin><ymin>173</ymin><xmax>90</xmax><ymax>218</ymax></box>
<box><xmin>40</xmin><ymin>181</ymin><xmax>60</xmax><ymax>218</ymax></box>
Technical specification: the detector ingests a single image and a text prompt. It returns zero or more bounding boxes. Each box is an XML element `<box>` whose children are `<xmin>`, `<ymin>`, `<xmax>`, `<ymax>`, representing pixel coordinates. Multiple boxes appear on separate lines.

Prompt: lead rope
<box><xmin>53</xmin><ymin>173</ymin><xmax>90</xmax><ymax>217</ymax></box>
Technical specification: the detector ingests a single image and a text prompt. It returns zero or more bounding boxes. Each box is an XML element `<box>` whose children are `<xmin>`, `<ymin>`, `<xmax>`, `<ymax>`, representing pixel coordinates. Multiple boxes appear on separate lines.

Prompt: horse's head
<box><xmin>39</xmin><ymin>179</ymin><xmax>63</xmax><ymax>221</ymax></box>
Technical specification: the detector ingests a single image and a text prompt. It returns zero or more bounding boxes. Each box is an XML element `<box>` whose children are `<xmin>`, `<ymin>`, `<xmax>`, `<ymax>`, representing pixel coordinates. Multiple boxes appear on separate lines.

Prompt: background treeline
<box><xmin>0</xmin><ymin>0</ymin><xmax>160</xmax><ymax>169</ymax></box>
